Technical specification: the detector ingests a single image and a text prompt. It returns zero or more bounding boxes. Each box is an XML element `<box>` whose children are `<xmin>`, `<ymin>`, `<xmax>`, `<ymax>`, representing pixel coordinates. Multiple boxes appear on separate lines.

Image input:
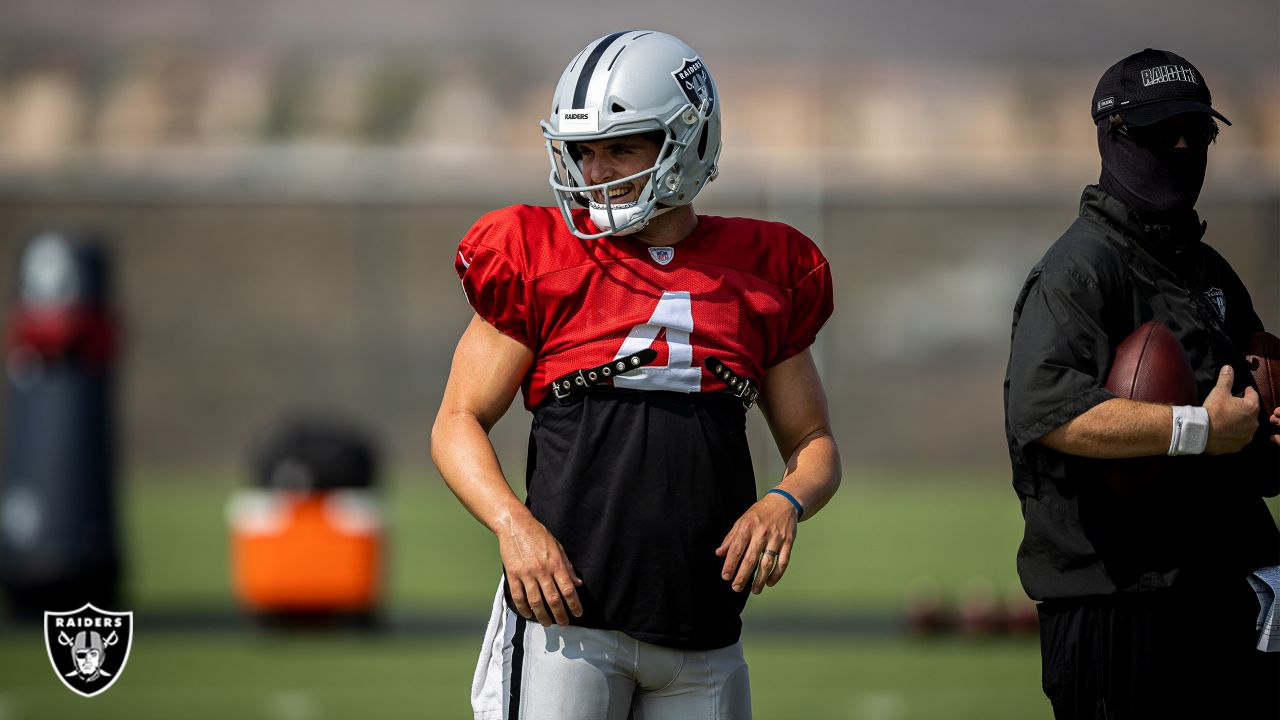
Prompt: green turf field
<box><xmin>1</xmin><ymin>471</ymin><xmax>1056</xmax><ymax>718</ymax></box>
<box><xmin>124</xmin><ymin>470</ymin><xmax>1030</xmax><ymax>615</ymax></box>
<box><xmin>0</xmin><ymin>633</ymin><xmax>1047</xmax><ymax>719</ymax></box>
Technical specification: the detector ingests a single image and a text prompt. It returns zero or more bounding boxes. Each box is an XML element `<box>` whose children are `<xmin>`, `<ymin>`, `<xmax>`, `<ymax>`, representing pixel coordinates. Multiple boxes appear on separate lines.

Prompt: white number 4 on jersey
<box><xmin>612</xmin><ymin>291</ymin><xmax>702</xmax><ymax>392</ymax></box>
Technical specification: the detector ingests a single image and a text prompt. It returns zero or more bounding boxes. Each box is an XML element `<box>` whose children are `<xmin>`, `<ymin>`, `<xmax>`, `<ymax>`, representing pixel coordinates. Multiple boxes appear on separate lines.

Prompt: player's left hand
<box><xmin>715</xmin><ymin>492</ymin><xmax>799</xmax><ymax>595</ymax></box>
<box><xmin>1269</xmin><ymin>405</ymin><xmax>1280</xmax><ymax>445</ymax></box>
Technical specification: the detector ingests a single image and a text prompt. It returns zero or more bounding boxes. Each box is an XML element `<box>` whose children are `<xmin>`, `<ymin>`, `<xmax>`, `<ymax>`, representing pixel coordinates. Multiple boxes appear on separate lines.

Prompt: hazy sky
<box><xmin>2</xmin><ymin>0</ymin><xmax>1276</xmax><ymax>71</ymax></box>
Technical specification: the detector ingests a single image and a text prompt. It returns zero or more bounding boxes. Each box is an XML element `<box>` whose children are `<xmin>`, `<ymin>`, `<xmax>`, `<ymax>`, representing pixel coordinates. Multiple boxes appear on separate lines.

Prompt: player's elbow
<box><xmin>429</xmin><ymin>406</ymin><xmax>483</xmax><ymax>469</ymax></box>
<box><xmin>786</xmin><ymin>428</ymin><xmax>841</xmax><ymax>486</ymax></box>
<box><xmin>784</xmin><ymin>425</ymin><xmax>836</xmax><ymax>463</ymax></box>
<box><xmin>821</xmin><ymin>433</ymin><xmax>843</xmax><ymax>493</ymax></box>
<box><xmin>428</xmin><ymin>413</ymin><xmax>451</xmax><ymax>476</ymax></box>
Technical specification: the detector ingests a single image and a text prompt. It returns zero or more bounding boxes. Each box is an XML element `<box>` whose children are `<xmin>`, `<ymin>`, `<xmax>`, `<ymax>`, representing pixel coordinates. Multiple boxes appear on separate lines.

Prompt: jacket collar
<box><xmin>1078</xmin><ymin>185</ymin><xmax>1206</xmax><ymax>254</ymax></box>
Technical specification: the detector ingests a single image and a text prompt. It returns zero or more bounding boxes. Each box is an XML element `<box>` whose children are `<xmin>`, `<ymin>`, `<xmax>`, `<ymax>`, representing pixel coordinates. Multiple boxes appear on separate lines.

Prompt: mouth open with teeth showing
<box><xmin>592</xmin><ymin>184</ymin><xmax>637</xmax><ymax>205</ymax></box>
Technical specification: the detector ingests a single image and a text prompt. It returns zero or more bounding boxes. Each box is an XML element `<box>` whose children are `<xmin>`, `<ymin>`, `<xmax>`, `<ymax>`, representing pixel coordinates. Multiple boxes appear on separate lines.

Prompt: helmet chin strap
<box><xmin>588</xmin><ymin>201</ymin><xmax>674</xmax><ymax>237</ymax></box>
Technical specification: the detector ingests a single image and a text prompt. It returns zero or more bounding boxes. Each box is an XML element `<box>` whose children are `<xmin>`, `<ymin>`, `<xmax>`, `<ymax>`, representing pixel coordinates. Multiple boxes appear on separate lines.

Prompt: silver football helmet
<box><xmin>541</xmin><ymin>30</ymin><xmax>722</xmax><ymax>239</ymax></box>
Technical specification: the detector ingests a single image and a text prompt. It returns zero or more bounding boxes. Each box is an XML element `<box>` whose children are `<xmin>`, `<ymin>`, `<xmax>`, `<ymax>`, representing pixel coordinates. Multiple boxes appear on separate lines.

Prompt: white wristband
<box><xmin>1168</xmin><ymin>405</ymin><xmax>1209</xmax><ymax>456</ymax></box>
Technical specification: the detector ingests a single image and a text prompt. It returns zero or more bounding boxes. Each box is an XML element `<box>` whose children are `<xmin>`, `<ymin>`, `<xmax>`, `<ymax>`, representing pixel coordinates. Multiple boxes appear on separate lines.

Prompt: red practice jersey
<box><xmin>454</xmin><ymin>205</ymin><xmax>833</xmax><ymax>408</ymax></box>
<box><xmin>454</xmin><ymin>205</ymin><xmax>833</xmax><ymax>649</ymax></box>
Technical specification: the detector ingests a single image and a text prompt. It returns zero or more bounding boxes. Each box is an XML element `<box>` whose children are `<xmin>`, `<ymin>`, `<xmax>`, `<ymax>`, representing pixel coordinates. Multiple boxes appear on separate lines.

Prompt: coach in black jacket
<box><xmin>1004</xmin><ymin>48</ymin><xmax>1280</xmax><ymax>719</ymax></box>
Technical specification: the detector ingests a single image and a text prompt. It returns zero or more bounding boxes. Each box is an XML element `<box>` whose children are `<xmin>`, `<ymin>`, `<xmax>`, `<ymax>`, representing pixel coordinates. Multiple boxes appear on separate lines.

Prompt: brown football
<box><xmin>1102</xmin><ymin>321</ymin><xmax>1196</xmax><ymax>496</ymax></box>
<box><xmin>1245</xmin><ymin>330</ymin><xmax>1280</xmax><ymax>433</ymax></box>
<box><xmin>1105</xmin><ymin>321</ymin><xmax>1197</xmax><ymax>405</ymax></box>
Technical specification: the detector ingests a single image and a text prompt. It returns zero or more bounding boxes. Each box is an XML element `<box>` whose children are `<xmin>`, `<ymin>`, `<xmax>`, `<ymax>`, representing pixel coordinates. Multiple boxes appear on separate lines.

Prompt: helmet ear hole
<box><xmin>611</xmin><ymin>102</ymin><xmax>627</xmax><ymax>113</ymax></box>
<box><xmin>696</xmin><ymin>125</ymin><xmax>709</xmax><ymax>160</ymax></box>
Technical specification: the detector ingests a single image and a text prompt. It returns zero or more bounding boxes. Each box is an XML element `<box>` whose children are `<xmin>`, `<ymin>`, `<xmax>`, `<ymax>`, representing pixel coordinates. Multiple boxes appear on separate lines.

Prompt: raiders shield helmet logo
<box><xmin>671</xmin><ymin>57</ymin><xmax>714</xmax><ymax>112</ymax></box>
<box><xmin>44</xmin><ymin>604</ymin><xmax>133</xmax><ymax>697</ymax></box>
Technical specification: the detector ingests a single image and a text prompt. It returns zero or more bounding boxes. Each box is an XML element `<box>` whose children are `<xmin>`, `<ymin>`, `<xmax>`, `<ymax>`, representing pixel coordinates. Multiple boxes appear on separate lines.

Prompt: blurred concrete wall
<box><xmin>0</xmin><ymin>195</ymin><xmax>1274</xmax><ymax>477</ymax></box>
<box><xmin>1</xmin><ymin>0</ymin><xmax>1276</xmax><ymax>479</ymax></box>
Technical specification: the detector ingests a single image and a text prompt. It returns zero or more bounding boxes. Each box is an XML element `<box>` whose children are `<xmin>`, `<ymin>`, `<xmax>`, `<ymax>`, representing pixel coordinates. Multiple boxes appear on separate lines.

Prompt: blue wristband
<box><xmin>767</xmin><ymin>488</ymin><xmax>804</xmax><ymax>519</ymax></box>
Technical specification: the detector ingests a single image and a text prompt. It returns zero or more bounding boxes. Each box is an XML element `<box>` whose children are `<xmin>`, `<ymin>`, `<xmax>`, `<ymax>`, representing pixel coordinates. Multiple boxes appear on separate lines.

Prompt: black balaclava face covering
<box><xmin>1097</xmin><ymin>121</ymin><xmax>1208</xmax><ymax>222</ymax></box>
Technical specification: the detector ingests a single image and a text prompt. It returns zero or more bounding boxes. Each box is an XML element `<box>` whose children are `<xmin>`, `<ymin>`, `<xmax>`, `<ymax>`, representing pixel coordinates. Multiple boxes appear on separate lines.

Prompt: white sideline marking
<box><xmin>856</xmin><ymin>693</ymin><xmax>905</xmax><ymax>720</ymax></box>
<box><xmin>270</xmin><ymin>691</ymin><xmax>317</xmax><ymax>720</ymax></box>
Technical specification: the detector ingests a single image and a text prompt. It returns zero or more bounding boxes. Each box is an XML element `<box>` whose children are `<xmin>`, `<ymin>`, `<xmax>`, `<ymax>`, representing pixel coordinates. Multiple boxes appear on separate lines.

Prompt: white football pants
<box><xmin>471</xmin><ymin>581</ymin><xmax>752</xmax><ymax>719</ymax></box>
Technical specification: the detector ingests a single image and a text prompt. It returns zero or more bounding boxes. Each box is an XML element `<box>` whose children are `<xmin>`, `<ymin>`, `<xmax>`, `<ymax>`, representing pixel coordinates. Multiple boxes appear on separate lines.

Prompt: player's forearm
<box><xmin>431</xmin><ymin>410</ymin><xmax>533</xmax><ymax>535</ymax></box>
<box><xmin>1037</xmin><ymin>397</ymin><xmax>1172</xmax><ymax>459</ymax></box>
<box><xmin>774</xmin><ymin>429</ymin><xmax>841</xmax><ymax>520</ymax></box>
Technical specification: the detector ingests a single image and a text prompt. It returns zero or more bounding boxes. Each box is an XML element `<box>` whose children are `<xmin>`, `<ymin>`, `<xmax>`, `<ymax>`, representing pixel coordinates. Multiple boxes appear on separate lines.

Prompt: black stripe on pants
<box><xmin>508</xmin><ymin>616</ymin><xmax>526</xmax><ymax>720</ymax></box>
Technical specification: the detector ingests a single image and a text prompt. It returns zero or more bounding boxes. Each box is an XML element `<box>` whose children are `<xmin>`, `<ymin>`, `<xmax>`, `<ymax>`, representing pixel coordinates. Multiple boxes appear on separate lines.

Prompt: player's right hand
<box><xmin>497</xmin><ymin>512</ymin><xmax>584</xmax><ymax>627</ymax></box>
<box><xmin>1204</xmin><ymin>366</ymin><xmax>1259</xmax><ymax>455</ymax></box>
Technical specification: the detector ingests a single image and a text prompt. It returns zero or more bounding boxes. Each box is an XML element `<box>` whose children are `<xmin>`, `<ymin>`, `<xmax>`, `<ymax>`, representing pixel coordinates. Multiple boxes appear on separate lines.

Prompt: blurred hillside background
<box><xmin>0</xmin><ymin>1</ymin><xmax>1276</xmax><ymax>718</ymax></box>
<box><xmin>0</xmin><ymin>0</ymin><xmax>1275</xmax><ymax>473</ymax></box>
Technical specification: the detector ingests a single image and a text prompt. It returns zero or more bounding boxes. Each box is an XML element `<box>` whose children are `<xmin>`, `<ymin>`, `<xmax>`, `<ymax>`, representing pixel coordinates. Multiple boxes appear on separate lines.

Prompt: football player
<box><xmin>431</xmin><ymin>30</ymin><xmax>841</xmax><ymax>719</ymax></box>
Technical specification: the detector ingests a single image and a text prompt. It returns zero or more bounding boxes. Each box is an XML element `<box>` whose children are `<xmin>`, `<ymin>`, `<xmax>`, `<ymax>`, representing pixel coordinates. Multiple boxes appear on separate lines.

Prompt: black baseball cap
<box><xmin>1091</xmin><ymin>48</ymin><xmax>1230</xmax><ymax>127</ymax></box>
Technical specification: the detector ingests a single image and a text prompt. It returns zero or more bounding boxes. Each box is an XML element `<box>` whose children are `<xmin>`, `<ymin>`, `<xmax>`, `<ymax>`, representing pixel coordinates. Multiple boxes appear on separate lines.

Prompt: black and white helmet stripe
<box><xmin>567</xmin><ymin>31</ymin><xmax>639</xmax><ymax>111</ymax></box>
<box><xmin>541</xmin><ymin>31</ymin><xmax>722</xmax><ymax>240</ymax></box>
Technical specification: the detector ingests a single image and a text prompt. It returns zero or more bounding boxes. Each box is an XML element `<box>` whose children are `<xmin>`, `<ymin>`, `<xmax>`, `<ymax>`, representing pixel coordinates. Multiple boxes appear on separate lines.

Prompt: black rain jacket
<box><xmin>1004</xmin><ymin>185</ymin><xmax>1279</xmax><ymax>601</ymax></box>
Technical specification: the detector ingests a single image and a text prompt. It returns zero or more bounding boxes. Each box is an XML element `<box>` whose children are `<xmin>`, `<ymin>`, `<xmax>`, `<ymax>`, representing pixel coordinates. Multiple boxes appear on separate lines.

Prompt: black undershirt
<box><xmin>505</xmin><ymin>388</ymin><xmax>757</xmax><ymax>650</ymax></box>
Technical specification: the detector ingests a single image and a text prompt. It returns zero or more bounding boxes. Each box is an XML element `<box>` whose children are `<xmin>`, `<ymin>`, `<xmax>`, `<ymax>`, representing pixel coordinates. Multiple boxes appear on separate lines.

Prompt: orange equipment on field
<box><xmin>228</xmin><ymin>489</ymin><xmax>381</xmax><ymax>612</ymax></box>
<box><xmin>227</xmin><ymin>419</ymin><xmax>382</xmax><ymax>617</ymax></box>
